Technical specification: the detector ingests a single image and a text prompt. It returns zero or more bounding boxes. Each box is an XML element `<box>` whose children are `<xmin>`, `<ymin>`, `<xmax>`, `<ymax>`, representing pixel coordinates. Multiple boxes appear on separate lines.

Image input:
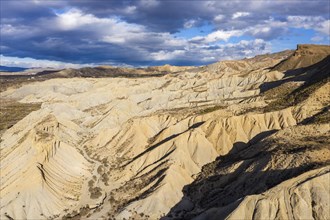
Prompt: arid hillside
<box><xmin>0</xmin><ymin>44</ymin><xmax>329</xmax><ymax>220</ymax></box>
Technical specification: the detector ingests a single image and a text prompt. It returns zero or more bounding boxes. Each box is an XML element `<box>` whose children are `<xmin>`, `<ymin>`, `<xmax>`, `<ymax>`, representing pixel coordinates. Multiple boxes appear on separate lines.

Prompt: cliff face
<box><xmin>0</xmin><ymin>45</ymin><xmax>329</xmax><ymax>220</ymax></box>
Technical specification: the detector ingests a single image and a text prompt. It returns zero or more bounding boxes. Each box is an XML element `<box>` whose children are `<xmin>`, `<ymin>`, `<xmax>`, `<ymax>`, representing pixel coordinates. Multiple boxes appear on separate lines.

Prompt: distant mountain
<box><xmin>0</xmin><ymin>65</ymin><xmax>28</xmax><ymax>72</ymax></box>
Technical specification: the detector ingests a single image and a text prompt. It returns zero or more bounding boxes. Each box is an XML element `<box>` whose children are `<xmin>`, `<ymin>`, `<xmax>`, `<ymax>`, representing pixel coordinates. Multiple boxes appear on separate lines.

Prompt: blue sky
<box><xmin>0</xmin><ymin>0</ymin><xmax>329</xmax><ymax>68</ymax></box>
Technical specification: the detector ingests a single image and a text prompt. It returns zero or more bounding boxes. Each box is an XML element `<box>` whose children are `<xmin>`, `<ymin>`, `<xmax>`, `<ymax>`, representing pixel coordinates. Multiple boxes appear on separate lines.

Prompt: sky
<box><xmin>0</xmin><ymin>0</ymin><xmax>329</xmax><ymax>68</ymax></box>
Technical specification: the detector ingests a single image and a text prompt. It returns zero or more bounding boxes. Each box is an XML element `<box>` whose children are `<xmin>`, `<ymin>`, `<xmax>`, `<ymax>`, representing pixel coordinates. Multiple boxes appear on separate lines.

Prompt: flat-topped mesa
<box><xmin>294</xmin><ymin>44</ymin><xmax>330</xmax><ymax>56</ymax></box>
<box><xmin>273</xmin><ymin>44</ymin><xmax>330</xmax><ymax>71</ymax></box>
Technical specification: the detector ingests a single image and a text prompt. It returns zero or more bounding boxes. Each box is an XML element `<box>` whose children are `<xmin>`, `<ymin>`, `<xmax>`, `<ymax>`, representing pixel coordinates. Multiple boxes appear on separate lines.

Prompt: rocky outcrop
<box><xmin>0</xmin><ymin>112</ymin><xmax>91</xmax><ymax>219</ymax></box>
<box><xmin>273</xmin><ymin>44</ymin><xmax>330</xmax><ymax>71</ymax></box>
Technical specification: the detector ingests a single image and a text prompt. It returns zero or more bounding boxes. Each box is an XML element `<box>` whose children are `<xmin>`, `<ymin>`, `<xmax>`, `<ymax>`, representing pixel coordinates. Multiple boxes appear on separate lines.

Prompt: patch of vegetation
<box><xmin>237</xmin><ymin>106</ymin><xmax>265</xmax><ymax>115</ymax></box>
<box><xmin>97</xmin><ymin>165</ymin><xmax>104</xmax><ymax>175</ymax></box>
<box><xmin>0</xmin><ymin>77</ymin><xmax>39</xmax><ymax>92</ymax></box>
<box><xmin>313</xmin><ymin>110</ymin><xmax>330</xmax><ymax>124</ymax></box>
<box><xmin>89</xmin><ymin>186</ymin><xmax>102</xmax><ymax>199</ymax></box>
<box><xmin>260</xmin><ymin>55</ymin><xmax>330</xmax><ymax>113</ymax></box>
<box><xmin>61</xmin><ymin>205</ymin><xmax>91</xmax><ymax>220</ymax></box>
<box><xmin>197</xmin><ymin>105</ymin><xmax>226</xmax><ymax>115</ymax></box>
<box><xmin>0</xmin><ymin>100</ymin><xmax>41</xmax><ymax>133</ymax></box>
<box><xmin>87</xmin><ymin>179</ymin><xmax>102</xmax><ymax>199</ymax></box>
<box><xmin>107</xmin><ymin>162</ymin><xmax>169</xmax><ymax>215</ymax></box>
<box><xmin>301</xmin><ymin>107</ymin><xmax>330</xmax><ymax>125</ymax></box>
<box><xmin>263</xmin><ymin>81</ymin><xmax>301</xmax><ymax>100</ymax></box>
<box><xmin>264</xmin><ymin>75</ymin><xmax>329</xmax><ymax>112</ymax></box>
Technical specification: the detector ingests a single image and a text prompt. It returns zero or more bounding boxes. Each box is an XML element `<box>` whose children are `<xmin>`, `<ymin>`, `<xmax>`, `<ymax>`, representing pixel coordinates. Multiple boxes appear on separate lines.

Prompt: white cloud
<box><xmin>206</xmin><ymin>30</ymin><xmax>243</xmax><ymax>42</ymax></box>
<box><xmin>102</xmin><ymin>36</ymin><xmax>127</xmax><ymax>44</ymax></box>
<box><xmin>184</xmin><ymin>19</ymin><xmax>197</xmax><ymax>29</ymax></box>
<box><xmin>2</xmin><ymin>7</ymin><xmax>273</xmax><ymax>66</ymax></box>
<box><xmin>150</xmin><ymin>50</ymin><xmax>185</xmax><ymax>60</ymax></box>
<box><xmin>247</xmin><ymin>19</ymin><xmax>287</xmax><ymax>39</ymax></box>
<box><xmin>250</xmin><ymin>26</ymin><xmax>271</xmax><ymax>35</ymax></box>
<box><xmin>232</xmin><ymin>12</ymin><xmax>250</xmax><ymax>19</ymax></box>
<box><xmin>203</xmin><ymin>39</ymin><xmax>271</xmax><ymax>62</ymax></box>
<box><xmin>0</xmin><ymin>55</ymin><xmax>92</xmax><ymax>68</ymax></box>
<box><xmin>214</xmin><ymin>14</ymin><xmax>225</xmax><ymax>22</ymax></box>
<box><xmin>54</xmin><ymin>8</ymin><xmax>152</xmax><ymax>46</ymax></box>
<box><xmin>55</xmin><ymin>8</ymin><xmax>144</xmax><ymax>34</ymax></box>
<box><xmin>287</xmin><ymin>16</ymin><xmax>322</xmax><ymax>28</ymax></box>
<box><xmin>0</xmin><ymin>24</ymin><xmax>39</xmax><ymax>37</ymax></box>
<box><xmin>47</xmin><ymin>8</ymin><xmax>330</xmax><ymax>65</ymax></box>
<box><xmin>161</xmin><ymin>33</ymin><xmax>187</xmax><ymax>47</ymax></box>
<box><xmin>0</xmin><ymin>37</ymin><xmax>271</xmax><ymax>66</ymax></box>
<box><xmin>1</xmin><ymin>24</ymin><xmax>18</xmax><ymax>35</ymax></box>
<box><xmin>287</xmin><ymin>16</ymin><xmax>330</xmax><ymax>35</ymax></box>
<box><xmin>123</xmin><ymin>6</ymin><xmax>137</xmax><ymax>14</ymax></box>
<box><xmin>56</xmin><ymin>8</ymin><xmax>101</xmax><ymax>30</ymax></box>
<box><xmin>192</xmin><ymin>29</ymin><xmax>243</xmax><ymax>43</ymax></box>
<box><xmin>148</xmin><ymin>39</ymin><xmax>271</xmax><ymax>62</ymax></box>
<box><xmin>316</xmin><ymin>20</ymin><xmax>330</xmax><ymax>35</ymax></box>
<box><xmin>311</xmin><ymin>36</ymin><xmax>324</xmax><ymax>42</ymax></box>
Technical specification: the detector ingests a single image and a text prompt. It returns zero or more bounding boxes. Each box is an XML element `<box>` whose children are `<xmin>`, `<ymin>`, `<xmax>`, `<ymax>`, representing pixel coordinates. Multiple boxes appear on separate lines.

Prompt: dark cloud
<box><xmin>0</xmin><ymin>0</ymin><xmax>329</xmax><ymax>67</ymax></box>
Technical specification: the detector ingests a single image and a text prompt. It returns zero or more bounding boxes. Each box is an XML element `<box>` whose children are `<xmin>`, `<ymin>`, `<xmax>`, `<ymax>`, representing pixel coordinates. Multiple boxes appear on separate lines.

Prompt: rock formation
<box><xmin>0</xmin><ymin>44</ymin><xmax>329</xmax><ymax>219</ymax></box>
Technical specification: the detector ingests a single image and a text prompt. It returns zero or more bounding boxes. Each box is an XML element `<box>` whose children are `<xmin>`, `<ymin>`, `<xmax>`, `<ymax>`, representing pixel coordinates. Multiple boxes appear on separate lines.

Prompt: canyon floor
<box><xmin>0</xmin><ymin>44</ymin><xmax>329</xmax><ymax>220</ymax></box>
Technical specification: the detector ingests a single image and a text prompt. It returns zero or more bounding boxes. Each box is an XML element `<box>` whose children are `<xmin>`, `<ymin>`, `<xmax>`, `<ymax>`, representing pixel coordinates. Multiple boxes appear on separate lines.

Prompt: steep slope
<box><xmin>185</xmin><ymin>166</ymin><xmax>330</xmax><ymax>220</ymax></box>
<box><xmin>0</xmin><ymin>44</ymin><xmax>329</xmax><ymax>220</ymax></box>
<box><xmin>0</xmin><ymin>111</ymin><xmax>92</xmax><ymax>219</ymax></box>
<box><xmin>165</xmin><ymin>123</ymin><xmax>330</xmax><ymax>219</ymax></box>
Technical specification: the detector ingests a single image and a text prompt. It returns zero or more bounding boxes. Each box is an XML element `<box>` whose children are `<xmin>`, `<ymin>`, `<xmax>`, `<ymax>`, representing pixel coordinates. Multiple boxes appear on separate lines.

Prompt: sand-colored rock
<box><xmin>193</xmin><ymin>167</ymin><xmax>330</xmax><ymax>220</ymax></box>
<box><xmin>0</xmin><ymin>45</ymin><xmax>329</xmax><ymax>219</ymax></box>
<box><xmin>273</xmin><ymin>44</ymin><xmax>330</xmax><ymax>71</ymax></box>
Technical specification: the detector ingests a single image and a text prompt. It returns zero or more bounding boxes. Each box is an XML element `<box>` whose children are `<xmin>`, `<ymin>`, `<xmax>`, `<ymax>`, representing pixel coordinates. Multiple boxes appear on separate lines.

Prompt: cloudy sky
<box><xmin>0</xmin><ymin>0</ymin><xmax>329</xmax><ymax>68</ymax></box>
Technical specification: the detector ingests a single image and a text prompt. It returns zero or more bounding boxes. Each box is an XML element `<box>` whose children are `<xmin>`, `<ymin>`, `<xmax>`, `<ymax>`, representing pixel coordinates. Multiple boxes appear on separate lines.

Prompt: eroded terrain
<box><xmin>0</xmin><ymin>44</ymin><xmax>329</xmax><ymax>220</ymax></box>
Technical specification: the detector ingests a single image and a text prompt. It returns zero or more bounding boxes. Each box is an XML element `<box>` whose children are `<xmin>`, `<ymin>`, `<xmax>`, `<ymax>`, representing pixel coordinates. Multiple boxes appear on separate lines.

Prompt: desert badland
<box><xmin>0</xmin><ymin>44</ymin><xmax>329</xmax><ymax>219</ymax></box>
